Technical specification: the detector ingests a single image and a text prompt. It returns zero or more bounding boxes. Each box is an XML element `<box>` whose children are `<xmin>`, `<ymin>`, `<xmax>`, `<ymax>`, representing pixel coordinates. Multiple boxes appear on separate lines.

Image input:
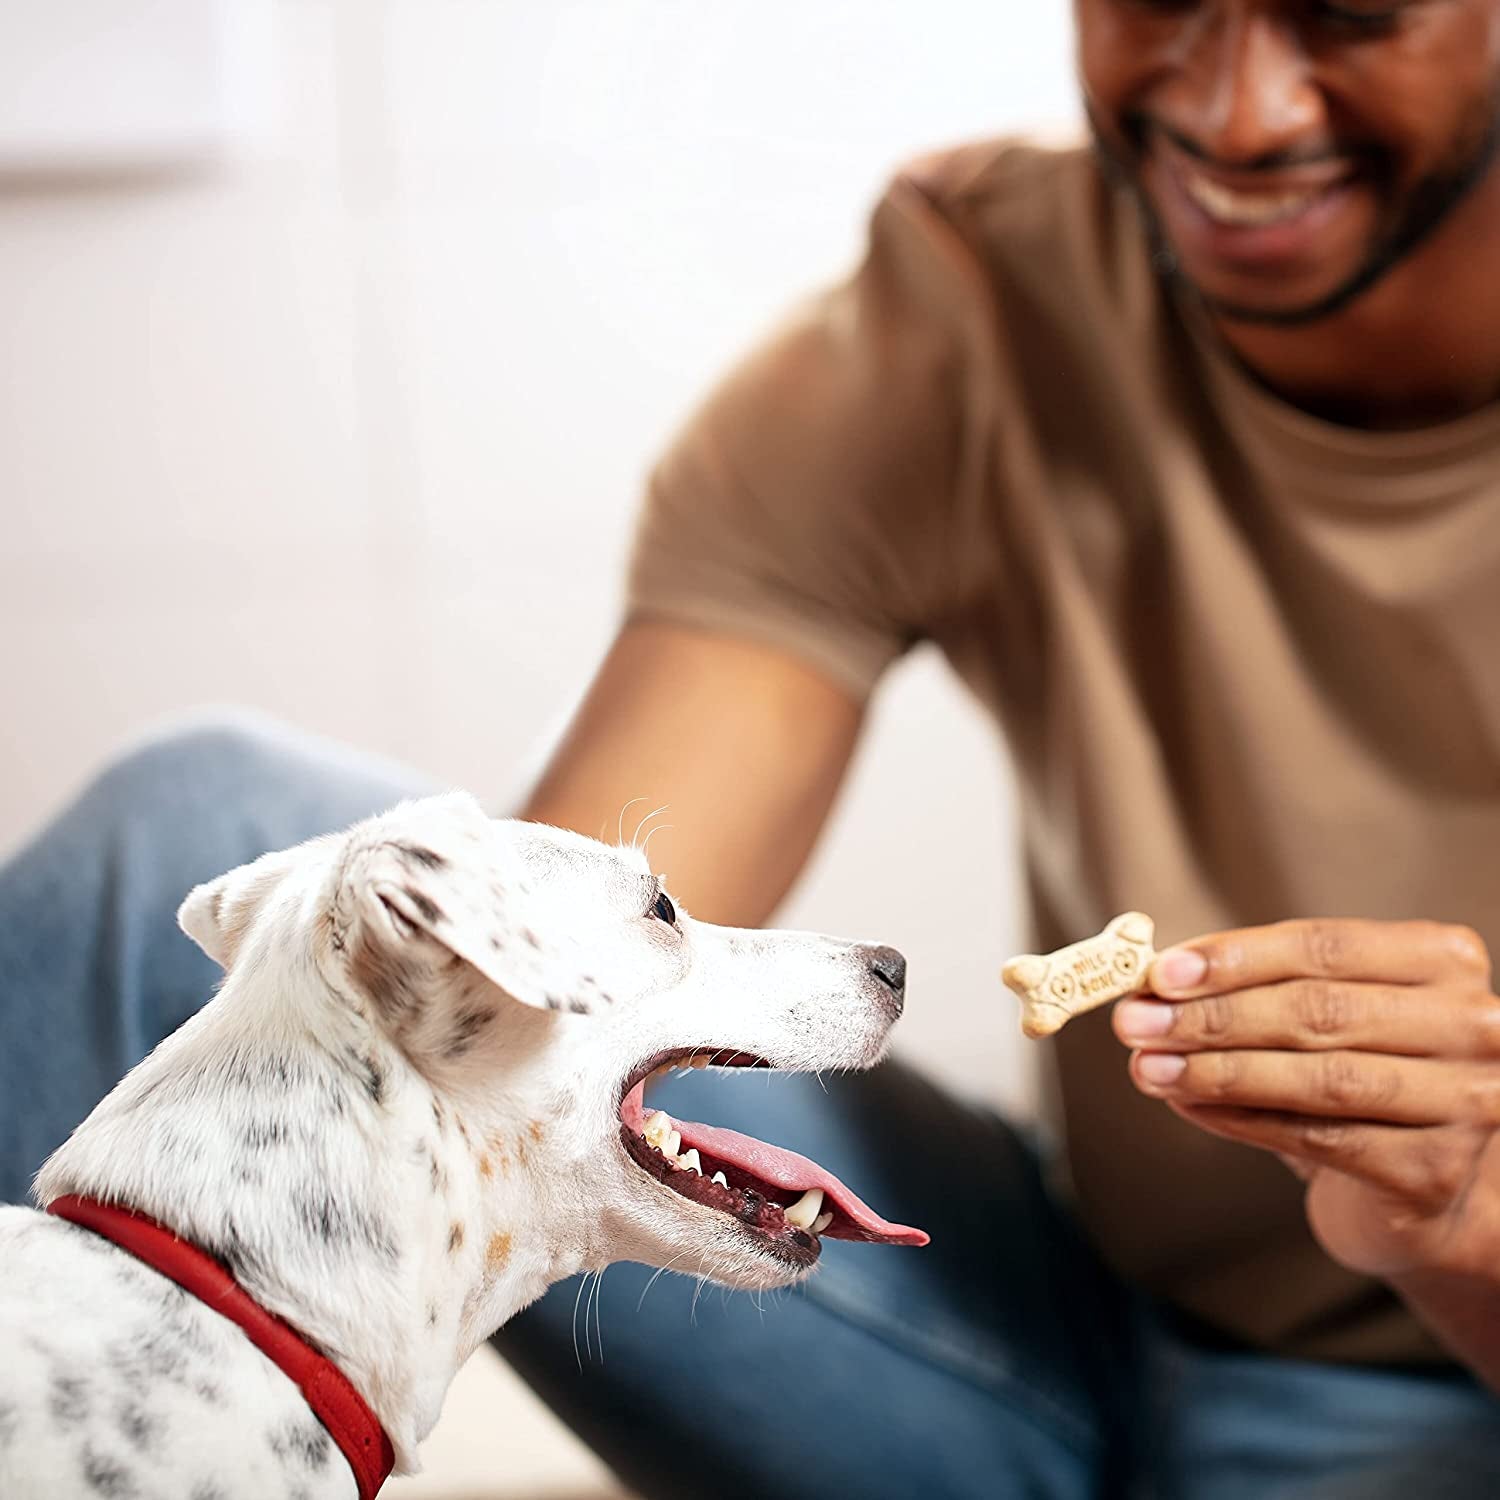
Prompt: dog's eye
<box><xmin>650</xmin><ymin>890</ymin><xmax>677</xmax><ymax>926</ymax></box>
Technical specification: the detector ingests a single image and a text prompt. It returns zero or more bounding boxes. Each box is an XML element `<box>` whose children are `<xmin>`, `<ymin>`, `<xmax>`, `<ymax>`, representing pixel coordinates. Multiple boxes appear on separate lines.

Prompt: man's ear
<box><xmin>334</xmin><ymin>793</ymin><xmax>612</xmax><ymax>1024</ymax></box>
<box><xmin>178</xmin><ymin>845</ymin><xmax>305</xmax><ymax>970</ymax></box>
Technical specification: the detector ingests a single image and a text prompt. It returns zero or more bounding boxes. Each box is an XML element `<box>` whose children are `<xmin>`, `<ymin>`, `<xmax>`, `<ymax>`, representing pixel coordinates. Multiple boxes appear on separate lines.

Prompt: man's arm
<box><xmin>521</xmin><ymin>619</ymin><xmax>864</xmax><ymax>927</ymax></box>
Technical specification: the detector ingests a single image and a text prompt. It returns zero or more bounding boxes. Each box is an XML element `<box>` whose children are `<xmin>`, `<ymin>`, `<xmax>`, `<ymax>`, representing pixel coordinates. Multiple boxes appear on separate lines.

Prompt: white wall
<box><xmin>0</xmin><ymin>0</ymin><xmax>1081</xmax><ymax>1110</ymax></box>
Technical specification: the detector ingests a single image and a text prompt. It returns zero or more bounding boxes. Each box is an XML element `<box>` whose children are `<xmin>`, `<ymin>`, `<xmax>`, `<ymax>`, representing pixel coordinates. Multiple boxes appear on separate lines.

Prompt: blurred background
<box><xmin>0</xmin><ymin>1</ymin><xmax>1078</xmax><ymax>1493</ymax></box>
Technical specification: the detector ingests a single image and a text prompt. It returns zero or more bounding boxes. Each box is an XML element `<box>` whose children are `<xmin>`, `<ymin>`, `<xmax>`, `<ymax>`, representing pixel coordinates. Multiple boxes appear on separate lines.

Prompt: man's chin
<box><xmin>1167</xmin><ymin>257</ymin><xmax>1382</xmax><ymax>328</ymax></box>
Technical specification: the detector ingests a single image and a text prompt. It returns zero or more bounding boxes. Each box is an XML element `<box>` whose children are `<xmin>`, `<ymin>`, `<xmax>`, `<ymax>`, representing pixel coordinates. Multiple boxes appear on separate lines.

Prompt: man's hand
<box><xmin>1112</xmin><ymin>918</ymin><xmax>1500</xmax><ymax>1282</ymax></box>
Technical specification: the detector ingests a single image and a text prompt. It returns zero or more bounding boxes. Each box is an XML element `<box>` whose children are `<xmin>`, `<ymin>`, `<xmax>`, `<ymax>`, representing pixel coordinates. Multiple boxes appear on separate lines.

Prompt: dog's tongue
<box><xmin>674</xmin><ymin>1117</ymin><xmax>929</xmax><ymax>1247</ymax></box>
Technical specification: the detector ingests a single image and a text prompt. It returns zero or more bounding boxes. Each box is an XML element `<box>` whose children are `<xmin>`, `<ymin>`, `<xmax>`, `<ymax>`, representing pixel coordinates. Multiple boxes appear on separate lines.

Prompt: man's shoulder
<box><xmin>879</xmin><ymin>135</ymin><xmax>1153</xmax><ymax>327</ymax></box>
<box><xmin>898</xmin><ymin>134</ymin><xmax>1098</xmax><ymax>208</ymax></box>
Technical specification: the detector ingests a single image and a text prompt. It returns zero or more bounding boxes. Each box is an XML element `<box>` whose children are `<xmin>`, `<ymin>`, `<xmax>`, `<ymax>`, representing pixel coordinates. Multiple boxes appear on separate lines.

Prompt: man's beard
<box><xmin>1087</xmin><ymin>85</ymin><xmax>1500</xmax><ymax>328</ymax></box>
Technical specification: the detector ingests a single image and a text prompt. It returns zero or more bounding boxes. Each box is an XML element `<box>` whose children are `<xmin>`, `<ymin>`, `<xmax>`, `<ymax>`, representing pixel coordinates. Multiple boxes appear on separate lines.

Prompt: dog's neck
<box><xmin>34</xmin><ymin>970</ymin><xmax>586</xmax><ymax>1472</ymax></box>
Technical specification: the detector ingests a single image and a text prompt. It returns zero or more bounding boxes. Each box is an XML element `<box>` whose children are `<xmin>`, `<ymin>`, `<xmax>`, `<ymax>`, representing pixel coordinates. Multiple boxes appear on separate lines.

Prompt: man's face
<box><xmin>1076</xmin><ymin>0</ymin><xmax>1500</xmax><ymax>325</ymax></box>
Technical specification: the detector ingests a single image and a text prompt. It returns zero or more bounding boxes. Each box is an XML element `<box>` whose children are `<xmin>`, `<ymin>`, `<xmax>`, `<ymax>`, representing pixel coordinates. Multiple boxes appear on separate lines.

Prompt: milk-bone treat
<box><xmin>1001</xmin><ymin>913</ymin><xmax>1156</xmax><ymax>1038</ymax></box>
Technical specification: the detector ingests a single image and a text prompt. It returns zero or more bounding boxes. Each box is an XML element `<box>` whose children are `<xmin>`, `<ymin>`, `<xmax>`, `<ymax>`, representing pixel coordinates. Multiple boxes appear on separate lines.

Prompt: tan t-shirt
<box><xmin>627</xmin><ymin>138</ymin><xmax>1500</xmax><ymax>1367</ymax></box>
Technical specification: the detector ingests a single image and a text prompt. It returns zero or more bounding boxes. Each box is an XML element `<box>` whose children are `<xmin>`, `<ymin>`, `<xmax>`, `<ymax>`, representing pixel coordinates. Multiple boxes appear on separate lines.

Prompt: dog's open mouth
<box><xmin>618</xmin><ymin>1051</ymin><xmax>928</xmax><ymax>1269</ymax></box>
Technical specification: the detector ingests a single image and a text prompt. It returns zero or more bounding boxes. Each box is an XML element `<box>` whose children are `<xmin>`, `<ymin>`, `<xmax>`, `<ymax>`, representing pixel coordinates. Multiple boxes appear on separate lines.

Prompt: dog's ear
<box><xmin>335</xmin><ymin>793</ymin><xmax>609</xmax><ymax>1032</ymax></box>
<box><xmin>178</xmin><ymin>846</ymin><xmax>304</xmax><ymax>970</ymax></box>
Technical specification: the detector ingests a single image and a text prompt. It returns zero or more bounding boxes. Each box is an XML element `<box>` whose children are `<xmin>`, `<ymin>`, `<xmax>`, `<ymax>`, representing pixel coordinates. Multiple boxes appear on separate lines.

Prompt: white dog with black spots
<box><xmin>0</xmin><ymin>793</ymin><xmax>920</xmax><ymax>1498</ymax></box>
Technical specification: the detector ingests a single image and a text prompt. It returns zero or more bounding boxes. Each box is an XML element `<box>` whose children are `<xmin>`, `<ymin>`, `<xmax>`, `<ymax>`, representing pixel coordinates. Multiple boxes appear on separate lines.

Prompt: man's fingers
<box><xmin>1114</xmin><ymin>980</ymin><xmax>1500</xmax><ymax>1059</ymax></box>
<box><xmin>1129</xmin><ymin>1048</ymin><xmax>1500</xmax><ymax>1127</ymax></box>
<box><xmin>1147</xmin><ymin>919</ymin><xmax>1490</xmax><ymax>998</ymax></box>
<box><xmin>1169</xmin><ymin>1104</ymin><xmax>1477</xmax><ymax>1215</ymax></box>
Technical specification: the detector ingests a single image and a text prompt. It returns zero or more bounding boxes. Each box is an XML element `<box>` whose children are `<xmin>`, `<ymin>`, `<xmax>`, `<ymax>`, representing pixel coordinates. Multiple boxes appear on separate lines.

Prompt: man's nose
<box><xmin>1167</xmin><ymin>6</ymin><xmax>1325</xmax><ymax>166</ymax></box>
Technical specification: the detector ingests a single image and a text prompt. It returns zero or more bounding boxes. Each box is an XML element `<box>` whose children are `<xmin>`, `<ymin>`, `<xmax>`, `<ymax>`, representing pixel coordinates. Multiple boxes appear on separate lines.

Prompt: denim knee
<box><xmin>82</xmin><ymin>709</ymin><xmax>312</xmax><ymax>825</ymax></box>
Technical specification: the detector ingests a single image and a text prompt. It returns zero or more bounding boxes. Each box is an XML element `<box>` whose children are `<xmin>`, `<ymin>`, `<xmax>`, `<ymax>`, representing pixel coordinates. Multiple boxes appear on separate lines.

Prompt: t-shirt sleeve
<box><xmin>626</xmin><ymin>170</ymin><xmax>978</xmax><ymax>701</ymax></box>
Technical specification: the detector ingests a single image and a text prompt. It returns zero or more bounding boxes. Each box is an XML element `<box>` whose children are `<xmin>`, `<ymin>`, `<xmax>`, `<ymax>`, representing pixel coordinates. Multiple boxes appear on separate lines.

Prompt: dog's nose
<box><xmin>866</xmin><ymin>945</ymin><xmax>907</xmax><ymax>1012</ymax></box>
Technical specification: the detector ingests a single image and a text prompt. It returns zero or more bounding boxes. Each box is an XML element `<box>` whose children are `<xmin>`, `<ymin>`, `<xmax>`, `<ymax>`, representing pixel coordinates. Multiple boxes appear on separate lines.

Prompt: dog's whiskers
<box><xmin>614</xmin><ymin>796</ymin><xmax>651</xmax><ymax>850</ymax></box>
<box><xmin>592</xmin><ymin>1266</ymin><xmax>607</xmax><ymax>1363</ymax></box>
<box><xmin>635</xmin><ymin>1250</ymin><xmax>693</xmax><ymax>1313</ymax></box>
<box><xmin>689</xmin><ymin>1254</ymin><xmax>712</xmax><ymax>1326</ymax></box>
<box><xmin>629</xmin><ymin>803</ymin><xmax>671</xmax><ymax>852</ymax></box>
<box><xmin>571</xmin><ymin>1272</ymin><xmax>593</xmax><ymax>1371</ymax></box>
<box><xmin>639</xmin><ymin>823</ymin><xmax>674</xmax><ymax>862</ymax></box>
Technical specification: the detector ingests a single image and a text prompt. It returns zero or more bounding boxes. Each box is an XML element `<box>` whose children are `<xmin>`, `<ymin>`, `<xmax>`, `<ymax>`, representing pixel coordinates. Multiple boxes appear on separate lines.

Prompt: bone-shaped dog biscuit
<box><xmin>1002</xmin><ymin>912</ymin><xmax>1156</xmax><ymax>1038</ymax></box>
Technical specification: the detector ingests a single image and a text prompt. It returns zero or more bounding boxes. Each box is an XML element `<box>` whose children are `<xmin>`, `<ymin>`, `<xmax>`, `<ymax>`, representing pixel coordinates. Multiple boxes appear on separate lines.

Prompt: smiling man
<box><xmin>491</xmin><ymin>0</ymin><xmax>1500</xmax><ymax>1495</ymax></box>
<box><xmin>7</xmin><ymin>3</ymin><xmax>1500</xmax><ymax>1498</ymax></box>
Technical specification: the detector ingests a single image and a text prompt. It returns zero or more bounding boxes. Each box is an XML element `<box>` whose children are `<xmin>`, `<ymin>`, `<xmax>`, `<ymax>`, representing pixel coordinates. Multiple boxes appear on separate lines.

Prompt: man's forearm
<box><xmin>1392</xmin><ymin>1267</ymin><xmax>1500</xmax><ymax>1394</ymax></box>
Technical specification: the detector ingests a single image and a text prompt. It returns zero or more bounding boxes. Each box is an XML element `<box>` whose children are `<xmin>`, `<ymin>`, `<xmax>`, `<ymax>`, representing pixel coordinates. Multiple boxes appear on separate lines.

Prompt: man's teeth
<box><xmin>1181</xmin><ymin>169</ymin><xmax>1322</xmax><ymax>227</ymax></box>
<box><xmin>783</xmin><ymin>1188</ymin><xmax>825</xmax><ymax>1230</ymax></box>
<box><xmin>638</xmin><ymin>1111</ymin><xmax>833</xmax><ymax>1236</ymax></box>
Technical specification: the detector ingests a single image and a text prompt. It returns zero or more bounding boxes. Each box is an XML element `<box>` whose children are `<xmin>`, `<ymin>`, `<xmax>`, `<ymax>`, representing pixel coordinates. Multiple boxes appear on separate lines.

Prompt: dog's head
<box><xmin>178</xmin><ymin>793</ymin><xmax>925</xmax><ymax>1296</ymax></box>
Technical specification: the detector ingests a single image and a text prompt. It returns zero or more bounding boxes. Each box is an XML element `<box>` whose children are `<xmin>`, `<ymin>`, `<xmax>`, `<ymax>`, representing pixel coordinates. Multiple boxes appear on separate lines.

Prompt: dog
<box><xmin>0</xmin><ymin>792</ymin><xmax>924</xmax><ymax>1498</ymax></box>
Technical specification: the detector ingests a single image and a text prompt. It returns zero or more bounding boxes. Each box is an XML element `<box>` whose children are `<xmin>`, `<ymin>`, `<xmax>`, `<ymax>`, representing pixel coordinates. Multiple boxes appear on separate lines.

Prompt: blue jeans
<box><xmin>4</xmin><ymin>714</ymin><xmax>1499</xmax><ymax>1500</ymax></box>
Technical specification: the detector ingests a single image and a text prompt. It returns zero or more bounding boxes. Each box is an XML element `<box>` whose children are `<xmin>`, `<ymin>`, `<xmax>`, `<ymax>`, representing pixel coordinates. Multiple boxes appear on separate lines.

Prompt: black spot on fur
<box><xmin>204</xmin><ymin>1222</ymin><xmax>269</xmax><ymax>1287</ymax></box>
<box><xmin>427</xmin><ymin>1302</ymin><xmax>439</xmax><ymax>1327</ymax></box>
<box><xmin>442</xmin><ymin>1003</ymin><xmax>497</xmax><ymax>1059</ymax></box>
<box><xmin>567</xmin><ymin>997</ymin><xmax>591</xmax><ymax>1015</ymax></box>
<box><xmin>394</xmin><ymin>841</ymin><xmax>447</xmax><ymax>871</ymax></box>
<box><xmin>241</xmin><ymin>1116</ymin><xmax>290</xmax><ymax>1152</ymax></box>
<box><xmin>402</xmin><ymin>885</ymin><xmax>444</xmax><ymax>926</ymax></box>
<box><xmin>81</xmin><ymin>1445</ymin><xmax>138</xmax><ymax>1497</ymax></box>
<box><xmin>350</xmin><ymin>931</ymin><xmax>427</xmax><ymax>1026</ymax></box>
<box><xmin>218</xmin><ymin>1050</ymin><xmax>306</xmax><ymax>1094</ymax></box>
<box><xmin>293</xmin><ymin>1191</ymin><xmax>399</xmax><ymax>1266</ymax></box>
<box><xmin>448</xmin><ymin>1221</ymin><xmax>465</xmax><ymax>1252</ymax></box>
<box><xmin>269</xmin><ymin>1415</ymin><xmax>333</xmax><ymax>1471</ymax></box>
<box><xmin>50</xmin><ymin>1372</ymin><xmax>91</xmax><ymax>1425</ymax></box>
<box><xmin>522</xmin><ymin>927</ymin><xmax>541</xmax><ymax>948</ymax></box>
<box><xmin>117</xmin><ymin>1400</ymin><xmax>161</xmax><ymax>1453</ymax></box>
<box><xmin>344</xmin><ymin>1047</ymin><xmax>387</xmax><ymax>1105</ymax></box>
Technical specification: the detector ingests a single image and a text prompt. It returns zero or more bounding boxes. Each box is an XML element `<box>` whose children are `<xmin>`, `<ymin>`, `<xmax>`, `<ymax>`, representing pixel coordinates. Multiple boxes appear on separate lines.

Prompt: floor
<box><xmin>384</xmin><ymin>1346</ymin><xmax>630</xmax><ymax>1500</ymax></box>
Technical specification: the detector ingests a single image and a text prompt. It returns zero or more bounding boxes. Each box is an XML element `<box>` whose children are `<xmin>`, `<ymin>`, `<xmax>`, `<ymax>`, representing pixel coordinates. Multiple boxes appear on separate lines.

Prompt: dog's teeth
<box><xmin>643</xmin><ymin>1111</ymin><xmax>673</xmax><ymax>1150</ymax></box>
<box><xmin>711</xmin><ymin>1171</ymin><xmax>729</xmax><ymax>1188</ymax></box>
<box><xmin>811</xmin><ymin>1211</ymin><xmax>834</xmax><ymax>1235</ymax></box>
<box><xmin>665</xmin><ymin>1130</ymin><xmax>682</xmax><ymax>1158</ymax></box>
<box><xmin>680</xmin><ymin>1148</ymin><xmax>703</xmax><ymax>1175</ymax></box>
<box><xmin>783</xmin><ymin>1188</ymin><xmax>825</xmax><ymax>1230</ymax></box>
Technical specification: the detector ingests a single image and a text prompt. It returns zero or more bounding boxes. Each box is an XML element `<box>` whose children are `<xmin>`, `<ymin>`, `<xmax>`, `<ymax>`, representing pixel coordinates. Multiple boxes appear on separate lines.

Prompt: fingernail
<box><xmin>1153</xmin><ymin>948</ymin><xmax>1206</xmax><ymax>994</ymax></box>
<box><xmin>1116</xmin><ymin>1000</ymin><xmax>1174</xmax><ymax>1039</ymax></box>
<box><xmin>1136</xmin><ymin>1052</ymin><xmax>1187</xmax><ymax>1088</ymax></box>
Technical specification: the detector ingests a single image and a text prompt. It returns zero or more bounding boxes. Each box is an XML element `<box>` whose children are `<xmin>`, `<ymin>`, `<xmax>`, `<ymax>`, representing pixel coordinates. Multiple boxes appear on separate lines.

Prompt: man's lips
<box><xmin>1147</xmin><ymin>128</ymin><xmax>1362</xmax><ymax>265</ymax></box>
<box><xmin>619</xmin><ymin>1069</ymin><xmax>929</xmax><ymax>1248</ymax></box>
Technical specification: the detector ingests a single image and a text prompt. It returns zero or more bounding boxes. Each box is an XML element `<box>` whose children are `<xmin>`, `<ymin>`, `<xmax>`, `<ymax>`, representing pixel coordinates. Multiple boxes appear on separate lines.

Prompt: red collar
<box><xmin>47</xmin><ymin>1194</ymin><xmax>395</xmax><ymax>1500</ymax></box>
